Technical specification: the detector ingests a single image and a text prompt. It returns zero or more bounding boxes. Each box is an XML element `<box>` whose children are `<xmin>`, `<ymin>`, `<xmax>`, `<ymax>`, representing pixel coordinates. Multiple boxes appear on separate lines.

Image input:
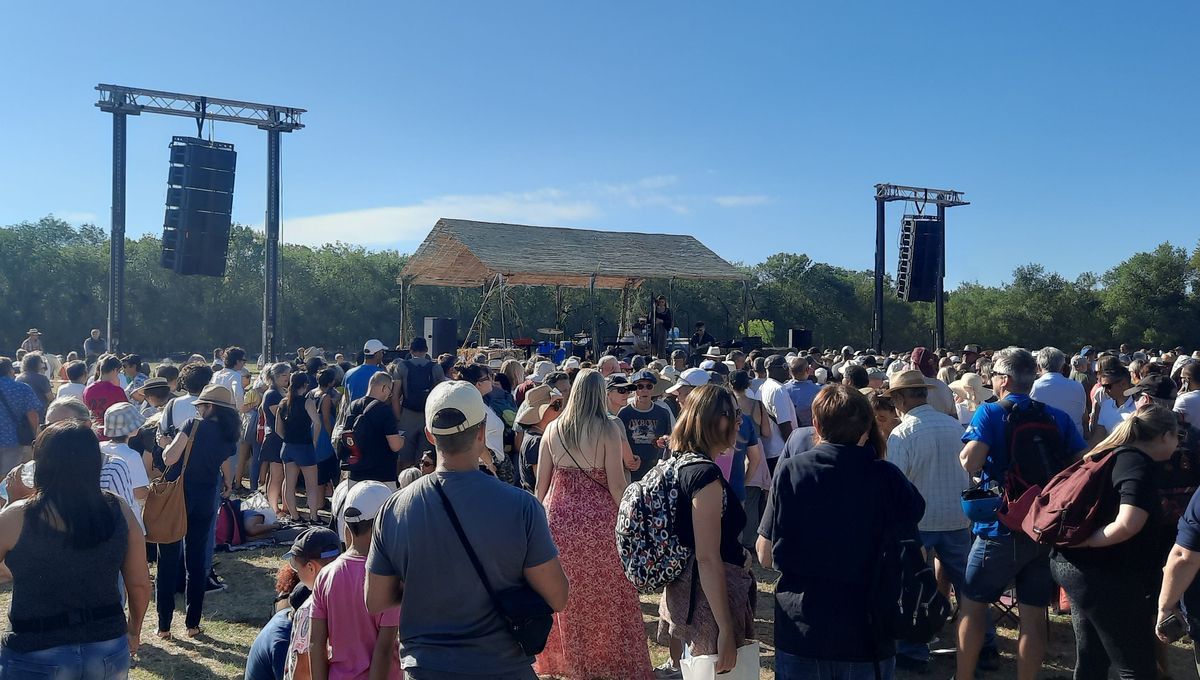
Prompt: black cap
<box><xmin>605</xmin><ymin>375</ymin><xmax>630</xmax><ymax>390</ymax></box>
<box><xmin>1124</xmin><ymin>374</ymin><xmax>1176</xmax><ymax>400</ymax></box>
<box><xmin>284</xmin><ymin>527</ymin><xmax>340</xmax><ymax>562</ymax></box>
<box><xmin>765</xmin><ymin>354</ymin><xmax>789</xmax><ymax>369</ymax></box>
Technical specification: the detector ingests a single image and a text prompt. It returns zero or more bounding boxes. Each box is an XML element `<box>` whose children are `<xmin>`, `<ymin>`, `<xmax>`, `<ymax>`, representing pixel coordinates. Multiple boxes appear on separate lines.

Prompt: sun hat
<box><xmin>949</xmin><ymin>373</ymin><xmax>994</xmax><ymax>404</ymax></box>
<box><xmin>284</xmin><ymin>527</ymin><xmax>341</xmax><ymax>562</ymax></box>
<box><xmin>531</xmin><ymin>361</ymin><xmax>555</xmax><ymax>384</ymax></box>
<box><xmin>343</xmin><ymin>481</ymin><xmax>394</xmax><ymax>524</ymax></box>
<box><xmin>194</xmin><ymin>384</ymin><xmax>235</xmax><ymax>410</ymax></box>
<box><xmin>704</xmin><ymin>345</ymin><xmax>724</xmax><ymax>358</ymax></box>
<box><xmin>659</xmin><ymin>366</ymin><xmax>680</xmax><ymax>382</ymax></box>
<box><xmin>426</xmin><ymin>381</ymin><xmax>490</xmax><ymax>436</ymax></box>
<box><xmin>516</xmin><ymin>385</ymin><xmax>556</xmax><ymax>426</ymax></box>
<box><xmin>102</xmin><ymin>402</ymin><xmax>146</xmax><ymax>438</ymax></box>
<box><xmin>27</xmin><ymin>328</ymin><xmax>40</xmax><ymax>335</ymax></box>
<box><xmin>883</xmin><ymin>370</ymin><xmax>932</xmax><ymax>396</ymax></box>
<box><xmin>363</xmin><ymin>339</ymin><xmax>388</xmax><ymax>354</ymax></box>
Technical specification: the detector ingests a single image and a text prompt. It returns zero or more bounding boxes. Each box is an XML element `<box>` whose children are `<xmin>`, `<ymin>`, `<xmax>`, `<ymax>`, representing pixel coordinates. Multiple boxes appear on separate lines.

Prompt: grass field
<box><xmin>1</xmin><ymin>546</ymin><xmax>1196</xmax><ymax>679</ymax></box>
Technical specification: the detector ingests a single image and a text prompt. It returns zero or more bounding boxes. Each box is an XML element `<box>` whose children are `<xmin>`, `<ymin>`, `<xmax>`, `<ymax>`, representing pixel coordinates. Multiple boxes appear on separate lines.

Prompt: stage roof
<box><xmin>398</xmin><ymin>219</ymin><xmax>746</xmax><ymax>289</ymax></box>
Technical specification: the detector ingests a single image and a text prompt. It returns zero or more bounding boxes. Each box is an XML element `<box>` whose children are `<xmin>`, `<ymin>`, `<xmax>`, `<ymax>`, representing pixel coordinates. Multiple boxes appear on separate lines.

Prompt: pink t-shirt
<box><xmin>310</xmin><ymin>554</ymin><xmax>402</xmax><ymax>680</ymax></box>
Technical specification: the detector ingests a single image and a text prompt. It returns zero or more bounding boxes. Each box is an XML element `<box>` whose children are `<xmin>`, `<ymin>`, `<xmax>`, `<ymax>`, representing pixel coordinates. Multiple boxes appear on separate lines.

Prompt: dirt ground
<box><xmin>1</xmin><ymin>549</ymin><xmax>1195</xmax><ymax>679</ymax></box>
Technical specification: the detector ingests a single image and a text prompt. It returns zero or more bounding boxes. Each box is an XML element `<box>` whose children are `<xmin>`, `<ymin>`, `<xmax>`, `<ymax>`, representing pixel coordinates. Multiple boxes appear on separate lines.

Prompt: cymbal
<box><xmin>537</xmin><ymin>328</ymin><xmax>564</xmax><ymax>336</ymax></box>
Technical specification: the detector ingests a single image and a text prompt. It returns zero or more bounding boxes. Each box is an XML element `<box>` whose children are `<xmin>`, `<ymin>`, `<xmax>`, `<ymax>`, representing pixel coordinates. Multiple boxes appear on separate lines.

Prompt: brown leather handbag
<box><xmin>143</xmin><ymin>430</ymin><xmax>195</xmax><ymax>544</ymax></box>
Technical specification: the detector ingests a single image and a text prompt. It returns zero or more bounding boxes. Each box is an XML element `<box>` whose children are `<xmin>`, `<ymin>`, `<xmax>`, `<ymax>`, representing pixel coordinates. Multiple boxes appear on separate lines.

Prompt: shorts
<box><xmin>962</xmin><ymin>531</ymin><xmax>1054</xmax><ymax>606</ymax></box>
<box><xmin>282</xmin><ymin>442</ymin><xmax>318</xmax><ymax>467</ymax></box>
<box><xmin>260</xmin><ymin>435</ymin><xmax>283</xmax><ymax>464</ymax></box>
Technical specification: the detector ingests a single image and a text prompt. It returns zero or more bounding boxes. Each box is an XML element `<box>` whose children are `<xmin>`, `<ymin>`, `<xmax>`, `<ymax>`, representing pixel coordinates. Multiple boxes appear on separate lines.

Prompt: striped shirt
<box><xmin>886</xmin><ymin>404</ymin><xmax>971</xmax><ymax>532</ymax></box>
<box><xmin>100</xmin><ymin>454</ymin><xmax>142</xmax><ymax>533</ymax></box>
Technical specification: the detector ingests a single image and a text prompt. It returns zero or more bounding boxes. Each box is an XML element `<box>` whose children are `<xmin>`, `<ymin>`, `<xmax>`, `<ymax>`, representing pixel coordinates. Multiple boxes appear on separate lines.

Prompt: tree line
<box><xmin>2</xmin><ymin>216</ymin><xmax>1198</xmax><ymax>359</ymax></box>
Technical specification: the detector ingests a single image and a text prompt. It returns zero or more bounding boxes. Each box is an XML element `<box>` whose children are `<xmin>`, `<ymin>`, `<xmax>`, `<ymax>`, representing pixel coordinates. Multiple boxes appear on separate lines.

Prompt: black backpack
<box><xmin>333</xmin><ymin>398</ymin><xmax>380</xmax><ymax>472</ymax></box>
<box><xmin>1000</xmin><ymin>398</ymin><xmax>1073</xmax><ymax>496</ymax></box>
<box><xmin>893</xmin><ymin>533</ymin><xmax>953</xmax><ymax>643</ymax></box>
<box><xmin>402</xmin><ymin>360</ymin><xmax>436</xmax><ymax>412</ymax></box>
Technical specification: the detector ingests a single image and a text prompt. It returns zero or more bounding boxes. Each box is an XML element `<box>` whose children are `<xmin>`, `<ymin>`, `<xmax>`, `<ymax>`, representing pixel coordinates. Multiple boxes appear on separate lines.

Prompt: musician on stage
<box><xmin>689</xmin><ymin>321</ymin><xmax>716</xmax><ymax>355</ymax></box>
<box><xmin>652</xmin><ymin>295</ymin><xmax>672</xmax><ymax>358</ymax></box>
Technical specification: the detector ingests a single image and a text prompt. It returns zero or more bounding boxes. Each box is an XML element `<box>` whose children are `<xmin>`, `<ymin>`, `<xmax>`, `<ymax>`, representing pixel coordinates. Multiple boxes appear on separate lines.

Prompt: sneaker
<box><xmin>653</xmin><ymin>661</ymin><xmax>682</xmax><ymax>679</ymax></box>
<box><xmin>205</xmin><ymin>575</ymin><xmax>227</xmax><ymax>593</ymax></box>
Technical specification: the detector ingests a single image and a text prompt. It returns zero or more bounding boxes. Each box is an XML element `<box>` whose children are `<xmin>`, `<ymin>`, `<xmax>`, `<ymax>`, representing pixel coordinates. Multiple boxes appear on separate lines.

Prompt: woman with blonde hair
<box><xmin>1051</xmin><ymin>405</ymin><xmax>1178</xmax><ymax>680</ymax></box>
<box><xmin>534</xmin><ymin>369</ymin><xmax>651</xmax><ymax>680</ymax></box>
<box><xmin>500</xmin><ymin>359</ymin><xmax>525</xmax><ymax>397</ymax></box>
<box><xmin>656</xmin><ymin>384</ymin><xmax>757</xmax><ymax>677</ymax></box>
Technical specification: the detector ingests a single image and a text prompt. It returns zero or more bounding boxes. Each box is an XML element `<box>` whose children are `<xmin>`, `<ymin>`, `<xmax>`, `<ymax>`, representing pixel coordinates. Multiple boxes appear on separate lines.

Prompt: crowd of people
<box><xmin>4</xmin><ymin>328</ymin><xmax>1200</xmax><ymax>679</ymax></box>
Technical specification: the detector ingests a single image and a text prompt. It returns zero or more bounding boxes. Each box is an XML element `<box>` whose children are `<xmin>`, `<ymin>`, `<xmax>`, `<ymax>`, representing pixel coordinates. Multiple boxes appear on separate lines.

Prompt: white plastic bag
<box><xmin>679</xmin><ymin>641</ymin><xmax>761</xmax><ymax>680</ymax></box>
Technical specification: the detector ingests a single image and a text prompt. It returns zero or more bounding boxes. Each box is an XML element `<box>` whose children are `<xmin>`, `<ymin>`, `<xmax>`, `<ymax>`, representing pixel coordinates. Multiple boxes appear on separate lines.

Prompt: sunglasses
<box><xmin>549</xmin><ymin>400</ymin><xmax>564</xmax><ymax>411</ymax></box>
<box><xmin>635</xmin><ymin>384</ymin><xmax>654</xmax><ymax>391</ymax></box>
<box><xmin>420</xmin><ymin>458</ymin><xmax>435</xmax><ymax>468</ymax></box>
<box><xmin>610</xmin><ymin>386</ymin><xmax>631</xmax><ymax>394</ymax></box>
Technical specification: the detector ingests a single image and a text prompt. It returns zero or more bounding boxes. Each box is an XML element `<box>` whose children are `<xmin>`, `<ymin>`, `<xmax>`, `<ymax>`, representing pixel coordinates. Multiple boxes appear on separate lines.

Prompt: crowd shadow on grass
<box><xmin>169</xmin><ymin>634</ymin><xmax>250</xmax><ymax>670</ymax></box>
<box><xmin>134</xmin><ymin>639</ymin><xmax>231</xmax><ymax>679</ymax></box>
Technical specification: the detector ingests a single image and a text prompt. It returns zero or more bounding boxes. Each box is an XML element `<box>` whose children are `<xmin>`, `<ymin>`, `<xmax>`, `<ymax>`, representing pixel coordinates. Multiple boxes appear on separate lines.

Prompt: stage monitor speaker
<box><xmin>424</xmin><ymin>317</ymin><xmax>458</xmax><ymax>357</ymax></box>
<box><xmin>896</xmin><ymin>215</ymin><xmax>943</xmax><ymax>303</ymax></box>
<box><xmin>161</xmin><ymin>136</ymin><xmax>237</xmax><ymax>277</ymax></box>
<box><xmin>787</xmin><ymin>328</ymin><xmax>813</xmax><ymax>349</ymax></box>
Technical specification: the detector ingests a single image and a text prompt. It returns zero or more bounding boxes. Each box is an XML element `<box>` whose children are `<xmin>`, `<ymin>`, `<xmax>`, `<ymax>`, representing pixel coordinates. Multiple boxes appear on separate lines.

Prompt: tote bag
<box><xmin>143</xmin><ymin>430</ymin><xmax>195</xmax><ymax>544</ymax></box>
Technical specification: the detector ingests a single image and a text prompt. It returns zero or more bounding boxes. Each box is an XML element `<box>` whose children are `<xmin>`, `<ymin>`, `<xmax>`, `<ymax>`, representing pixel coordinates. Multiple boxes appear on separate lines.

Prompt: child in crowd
<box><xmin>283</xmin><ymin>527</ymin><xmax>341</xmax><ymax>680</ymax></box>
<box><xmin>310</xmin><ymin>481</ymin><xmax>402</xmax><ymax>680</ymax></box>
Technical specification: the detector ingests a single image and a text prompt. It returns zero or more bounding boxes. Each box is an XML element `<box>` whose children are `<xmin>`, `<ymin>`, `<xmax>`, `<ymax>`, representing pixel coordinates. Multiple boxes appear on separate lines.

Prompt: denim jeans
<box><xmin>897</xmin><ymin>529</ymin><xmax>997</xmax><ymax>662</ymax></box>
<box><xmin>0</xmin><ymin>635</ymin><xmax>129</xmax><ymax>678</ymax></box>
<box><xmin>155</xmin><ymin>496</ymin><xmax>217</xmax><ymax>631</ymax></box>
<box><xmin>776</xmin><ymin>650</ymin><xmax>895</xmax><ymax>680</ymax></box>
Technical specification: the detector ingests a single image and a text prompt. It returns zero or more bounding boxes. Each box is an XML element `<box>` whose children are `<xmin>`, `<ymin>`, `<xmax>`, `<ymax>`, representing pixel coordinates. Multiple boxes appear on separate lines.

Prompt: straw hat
<box><xmin>516</xmin><ymin>385</ymin><xmax>556</xmax><ymax>426</ymax></box>
<box><xmin>883</xmin><ymin>370</ymin><xmax>932</xmax><ymax>396</ymax></box>
<box><xmin>949</xmin><ymin>373</ymin><xmax>994</xmax><ymax>404</ymax></box>
<box><xmin>194</xmin><ymin>384</ymin><xmax>236</xmax><ymax>410</ymax></box>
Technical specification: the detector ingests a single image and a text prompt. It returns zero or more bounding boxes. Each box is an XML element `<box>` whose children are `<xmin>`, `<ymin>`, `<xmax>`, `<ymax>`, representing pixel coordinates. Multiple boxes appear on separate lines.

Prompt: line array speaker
<box><xmin>161</xmin><ymin>136</ymin><xmax>237</xmax><ymax>277</ymax></box>
<box><xmin>896</xmin><ymin>215</ymin><xmax>943</xmax><ymax>303</ymax></box>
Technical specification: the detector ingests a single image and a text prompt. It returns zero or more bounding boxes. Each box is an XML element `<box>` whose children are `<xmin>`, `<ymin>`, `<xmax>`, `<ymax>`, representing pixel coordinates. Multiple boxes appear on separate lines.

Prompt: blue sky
<box><xmin>2</xmin><ymin>2</ymin><xmax>1196</xmax><ymax>286</ymax></box>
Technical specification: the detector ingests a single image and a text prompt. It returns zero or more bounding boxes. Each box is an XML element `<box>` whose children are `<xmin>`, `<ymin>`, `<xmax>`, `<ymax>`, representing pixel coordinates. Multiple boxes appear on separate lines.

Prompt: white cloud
<box><xmin>714</xmin><ymin>195</ymin><xmax>769</xmax><ymax>207</ymax></box>
<box><xmin>279</xmin><ymin>189</ymin><xmax>598</xmax><ymax>247</ymax></box>
<box><xmin>591</xmin><ymin>175</ymin><xmax>690</xmax><ymax>214</ymax></box>
<box><xmin>54</xmin><ymin>211</ymin><xmax>99</xmax><ymax>223</ymax></box>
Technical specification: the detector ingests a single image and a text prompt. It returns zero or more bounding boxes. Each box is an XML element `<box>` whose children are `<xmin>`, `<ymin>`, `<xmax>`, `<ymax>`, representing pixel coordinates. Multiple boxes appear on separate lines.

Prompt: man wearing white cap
<box><xmin>366</xmin><ymin>381</ymin><xmax>568</xmax><ymax>679</ymax></box>
<box><xmin>345</xmin><ymin>339</ymin><xmax>388</xmax><ymax>402</ymax></box>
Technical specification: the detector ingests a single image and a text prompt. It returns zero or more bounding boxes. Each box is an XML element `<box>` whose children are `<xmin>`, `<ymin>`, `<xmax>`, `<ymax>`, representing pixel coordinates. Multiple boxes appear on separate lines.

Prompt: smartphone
<box><xmin>1158</xmin><ymin>614</ymin><xmax>1189</xmax><ymax>643</ymax></box>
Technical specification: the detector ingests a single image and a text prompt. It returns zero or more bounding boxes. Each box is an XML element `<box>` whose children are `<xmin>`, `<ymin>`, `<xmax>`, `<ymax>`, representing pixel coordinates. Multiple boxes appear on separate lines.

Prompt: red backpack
<box><xmin>1019</xmin><ymin>449</ymin><xmax>1122</xmax><ymax>547</ymax></box>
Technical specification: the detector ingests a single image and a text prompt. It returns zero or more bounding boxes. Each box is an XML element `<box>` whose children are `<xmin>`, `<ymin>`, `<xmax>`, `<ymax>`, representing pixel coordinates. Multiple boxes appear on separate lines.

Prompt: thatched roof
<box><xmin>398</xmin><ymin>218</ymin><xmax>746</xmax><ymax>289</ymax></box>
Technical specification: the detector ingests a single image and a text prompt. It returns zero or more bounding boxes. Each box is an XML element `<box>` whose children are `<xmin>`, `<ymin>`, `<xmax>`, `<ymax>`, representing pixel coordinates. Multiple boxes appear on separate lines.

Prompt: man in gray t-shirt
<box><xmin>617</xmin><ymin>371</ymin><xmax>675</xmax><ymax>482</ymax></box>
<box><xmin>366</xmin><ymin>380</ymin><xmax>567</xmax><ymax>680</ymax></box>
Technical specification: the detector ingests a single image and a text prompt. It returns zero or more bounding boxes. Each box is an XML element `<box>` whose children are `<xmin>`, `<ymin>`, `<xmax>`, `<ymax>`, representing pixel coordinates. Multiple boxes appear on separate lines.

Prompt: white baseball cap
<box><xmin>425</xmin><ymin>380</ymin><xmax>490</xmax><ymax>436</ymax></box>
<box><xmin>363</xmin><ymin>339</ymin><xmax>387</xmax><ymax>354</ymax></box>
<box><xmin>342</xmin><ymin>481</ymin><xmax>393</xmax><ymax>524</ymax></box>
<box><xmin>561</xmin><ymin>356</ymin><xmax>581</xmax><ymax>370</ymax></box>
<box><xmin>666</xmin><ymin>367</ymin><xmax>710</xmax><ymax>394</ymax></box>
<box><xmin>530</xmin><ymin>361</ymin><xmax>555</xmax><ymax>384</ymax></box>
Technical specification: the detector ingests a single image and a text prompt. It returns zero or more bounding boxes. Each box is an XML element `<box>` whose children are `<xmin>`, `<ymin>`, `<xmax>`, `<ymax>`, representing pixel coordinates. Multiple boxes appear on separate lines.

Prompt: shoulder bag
<box><xmin>143</xmin><ymin>422</ymin><xmax>196</xmax><ymax>544</ymax></box>
<box><xmin>432</xmin><ymin>479</ymin><xmax>553</xmax><ymax>656</ymax></box>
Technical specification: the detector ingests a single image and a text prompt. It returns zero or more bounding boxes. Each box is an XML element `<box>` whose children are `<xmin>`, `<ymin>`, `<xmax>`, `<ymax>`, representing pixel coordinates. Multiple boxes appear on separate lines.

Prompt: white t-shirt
<box><xmin>1175</xmin><ymin>391</ymin><xmax>1200</xmax><ymax>428</ymax></box>
<box><xmin>56</xmin><ymin>382</ymin><xmax>86</xmax><ymax>401</ymax></box>
<box><xmin>484</xmin><ymin>408</ymin><xmax>504</xmax><ymax>458</ymax></box>
<box><xmin>1097</xmin><ymin>395</ymin><xmax>1137</xmax><ymax>435</ymax></box>
<box><xmin>758</xmin><ymin>378</ymin><xmax>797</xmax><ymax>459</ymax></box>
<box><xmin>100</xmin><ymin>441</ymin><xmax>151</xmax><ymax>491</ymax></box>
<box><xmin>159</xmin><ymin>395</ymin><xmax>199</xmax><ymax>434</ymax></box>
<box><xmin>212</xmin><ymin>368</ymin><xmax>245</xmax><ymax>411</ymax></box>
<box><xmin>1031</xmin><ymin>372</ymin><xmax>1087</xmax><ymax>434</ymax></box>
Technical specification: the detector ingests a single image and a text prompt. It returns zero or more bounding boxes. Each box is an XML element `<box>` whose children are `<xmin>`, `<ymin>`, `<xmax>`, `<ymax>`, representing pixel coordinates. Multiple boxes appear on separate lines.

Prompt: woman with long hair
<box><xmin>260</xmin><ymin>362</ymin><xmax>291</xmax><ymax>515</ymax></box>
<box><xmin>533</xmin><ymin>369</ymin><xmax>652</xmax><ymax>680</ymax></box>
<box><xmin>307</xmin><ymin>367</ymin><xmax>340</xmax><ymax>516</ymax></box>
<box><xmin>1051</xmin><ymin>405</ymin><xmax>1179</xmax><ymax>680</ymax></box>
<box><xmin>0</xmin><ymin>420</ymin><xmax>150</xmax><ymax>676</ymax></box>
<box><xmin>655</xmin><ymin>384</ymin><xmax>756</xmax><ymax>677</ymax></box>
<box><xmin>279</xmin><ymin>372</ymin><xmax>320</xmax><ymax>524</ymax></box>
<box><xmin>155</xmin><ymin>384</ymin><xmax>241</xmax><ymax>639</ymax></box>
<box><xmin>500</xmin><ymin>359</ymin><xmax>525</xmax><ymax>397</ymax></box>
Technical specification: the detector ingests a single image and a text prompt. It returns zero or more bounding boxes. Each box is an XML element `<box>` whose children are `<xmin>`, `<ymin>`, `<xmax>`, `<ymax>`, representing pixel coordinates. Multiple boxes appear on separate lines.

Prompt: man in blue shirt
<box><xmin>343</xmin><ymin>339</ymin><xmax>388</xmax><ymax>402</ymax></box>
<box><xmin>0</xmin><ymin>357</ymin><xmax>41</xmax><ymax>477</ymax></box>
<box><xmin>783</xmin><ymin>357</ymin><xmax>822</xmax><ymax>427</ymax></box>
<box><xmin>956</xmin><ymin>347</ymin><xmax>1087</xmax><ymax>680</ymax></box>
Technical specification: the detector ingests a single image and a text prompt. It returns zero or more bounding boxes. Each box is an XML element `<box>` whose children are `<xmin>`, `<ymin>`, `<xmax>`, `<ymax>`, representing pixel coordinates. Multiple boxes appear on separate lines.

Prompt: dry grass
<box><xmin>1</xmin><ymin>548</ymin><xmax>1196</xmax><ymax>679</ymax></box>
